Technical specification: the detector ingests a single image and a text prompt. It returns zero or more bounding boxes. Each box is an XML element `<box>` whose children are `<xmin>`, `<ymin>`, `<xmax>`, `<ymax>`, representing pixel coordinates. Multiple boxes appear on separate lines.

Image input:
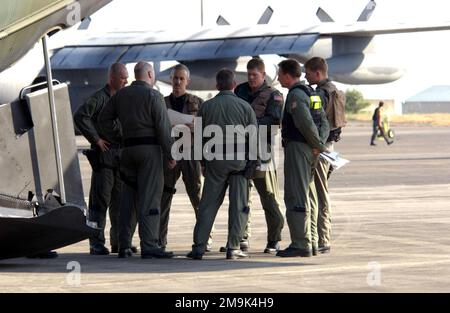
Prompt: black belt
<box><xmin>91</xmin><ymin>143</ymin><xmax>121</xmax><ymax>150</ymax></box>
<box><xmin>282</xmin><ymin>137</ymin><xmax>307</xmax><ymax>146</ymax></box>
<box><xmin>123</xmin><ymin>136</ymin><xmax>159</xmax><ymax>148</ymax></box>
<box><xmin>109</xmin><ymin>143</ymin><xmax>121</xmax><ymax>149</ymax></box>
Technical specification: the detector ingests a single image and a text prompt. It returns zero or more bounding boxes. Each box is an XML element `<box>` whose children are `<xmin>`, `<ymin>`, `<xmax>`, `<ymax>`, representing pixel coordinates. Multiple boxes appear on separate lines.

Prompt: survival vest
<box><xmin>320</xmin><ymin>81</ymin><xmax>347</xmax><ymax>129</ymax></box>
<box><xmin>164</xmin><ymin>93</ymin><xmax>202</xmax><ymax>116</ymax></box>
<box><xmin>249</xmin><ymin>86</ymin><xmax>278</xmax><ymax>119</ymax></box>
<box><xmin>282</xmin><ymin>84</ymin><xmax>323</xmax><ymax>143</ymax></box>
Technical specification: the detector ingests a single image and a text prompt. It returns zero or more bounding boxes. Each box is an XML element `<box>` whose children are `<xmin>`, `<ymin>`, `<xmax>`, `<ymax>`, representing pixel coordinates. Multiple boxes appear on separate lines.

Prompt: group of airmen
<box><xmin>74</xmin><ymin>56</ymin><xmax>340</xmax><ymax>260</ymax></box>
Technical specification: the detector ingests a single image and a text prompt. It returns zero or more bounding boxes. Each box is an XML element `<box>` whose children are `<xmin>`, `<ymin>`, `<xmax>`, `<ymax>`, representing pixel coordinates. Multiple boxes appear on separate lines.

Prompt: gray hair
<box><xmin>170</xmin><ymin>63</ymin><xmax>190</xmax><ymax>79</ymax></box>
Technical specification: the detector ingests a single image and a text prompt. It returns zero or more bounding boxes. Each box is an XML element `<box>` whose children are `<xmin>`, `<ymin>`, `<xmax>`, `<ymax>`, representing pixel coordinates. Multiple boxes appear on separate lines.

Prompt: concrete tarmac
<box><xmin>1</xmin><ymin>121</ymin><xmax>450</xmax><ymax>292</ymax></box>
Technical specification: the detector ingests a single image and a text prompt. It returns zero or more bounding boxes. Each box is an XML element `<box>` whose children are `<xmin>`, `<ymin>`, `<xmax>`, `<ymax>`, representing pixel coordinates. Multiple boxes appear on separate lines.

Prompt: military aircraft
<box><xmin>0</xmin><ymin>0</ymin><xmax>449</xmax><ymax>260</ymax></box>
<box><xmin>45</xmin><ymin>0</ymin><xmax>450</xmax><ymax>112</ymax></box>
<box><xmin>0</xmin><ymin>0</ymin><xmax>111</xmax><ymax>260</ymax></box>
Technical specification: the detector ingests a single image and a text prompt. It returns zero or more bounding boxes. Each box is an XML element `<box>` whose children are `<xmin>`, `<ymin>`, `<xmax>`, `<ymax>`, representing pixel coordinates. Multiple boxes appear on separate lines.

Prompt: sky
<box><xmin>84</xmin><ymin>0</ymin><xmax>450</xmax><ymax>111</ymax></box>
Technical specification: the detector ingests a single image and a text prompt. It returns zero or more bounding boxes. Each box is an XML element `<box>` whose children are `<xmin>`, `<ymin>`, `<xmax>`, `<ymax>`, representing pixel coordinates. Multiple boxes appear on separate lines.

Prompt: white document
<box><xmin>168</xmin><ymin>109</ymin><xmax>194</xmax><ymax>126</ymax></box>
<box><xmin>320</xmin><ymin>150</ymin><xmax>339</xmax><ymax>161</ymax></box>
<box><xmin>330</xmin><ymin>156</ymin><xmax>350</xmax><ymax>170</ymax></box>
<box><xmin>259</xmin><ymin>160</ymin><xmax>275</xmax><ymax>173</ymax></box>
<box><xmin>320</xmin><ymin>150</ymin><xmax>350</xmax><ymax>170</ymax></box>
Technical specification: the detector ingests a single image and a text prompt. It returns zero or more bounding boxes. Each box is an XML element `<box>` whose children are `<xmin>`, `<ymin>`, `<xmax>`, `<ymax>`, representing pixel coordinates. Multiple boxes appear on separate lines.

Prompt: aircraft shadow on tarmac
<box><xmin>0</xmin><ymin>253</ymin><xmax>317</xmax><ymax>274</ymax></box>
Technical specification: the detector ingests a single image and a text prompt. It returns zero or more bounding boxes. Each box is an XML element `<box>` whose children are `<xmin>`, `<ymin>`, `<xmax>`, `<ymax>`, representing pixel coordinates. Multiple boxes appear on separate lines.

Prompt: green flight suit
<box><xmin>191</xmin><ymin>91</ymin><xmax>257</xmax><ymax>254</ymax></box>
<box><xmin>235</xmin><ymin>82</ymin><xmax>284</xmax><ymax>244</ymax></box>
<box><xmin>281</xmin><ymin>82</ymin><xmax>329</xmax><ymax>251</ymax></box>
<box><xmin>159</xmin><ymin>93</ymin><xmax>210</xmax><ymax>248</ymax></box>
<box><xmin>98</xmin><ymin>80</ymin><xmax>174</xmax><ymax>253</ymax></box>
<box><xmin>74</xmin><ymin>85</ymin><xmax>135</xmax><ymax>249</ymax></box>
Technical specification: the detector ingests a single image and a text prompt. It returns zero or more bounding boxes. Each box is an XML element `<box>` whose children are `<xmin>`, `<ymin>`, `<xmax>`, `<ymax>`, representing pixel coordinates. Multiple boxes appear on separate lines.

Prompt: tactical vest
<box><xmin>164</xmin><ymin>93</ymin><xmax>201</xmax><ymax>116</ymax></box>
<box><xmin>319</xmin><ymin>80</ymin><xmax>347</xmax><ymax>130</ymax></box>
<box><xmin>282</xmin><ymin>84</ymin><xmax>323</xmax><ymax>143</ymax></box>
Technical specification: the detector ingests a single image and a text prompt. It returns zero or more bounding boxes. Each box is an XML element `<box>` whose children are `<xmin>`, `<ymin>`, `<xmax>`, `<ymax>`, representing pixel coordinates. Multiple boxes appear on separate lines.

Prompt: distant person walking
<box><xmin>370</xmin><ymin>101</ymin><xmax>392</xmax><ymax>146</ymax></box>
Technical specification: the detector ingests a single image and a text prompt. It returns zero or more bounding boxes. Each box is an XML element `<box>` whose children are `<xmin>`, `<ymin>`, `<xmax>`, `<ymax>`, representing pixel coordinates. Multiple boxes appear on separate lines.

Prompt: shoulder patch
<box><xmin>291</xmin><ymin>101</ymin><xmax>298</xmax><ymax>110</ymax></box>
<box><xmin>274</xmin><ymin>95</ymin><xmax>283</xmax><ymax>102</ymax></box>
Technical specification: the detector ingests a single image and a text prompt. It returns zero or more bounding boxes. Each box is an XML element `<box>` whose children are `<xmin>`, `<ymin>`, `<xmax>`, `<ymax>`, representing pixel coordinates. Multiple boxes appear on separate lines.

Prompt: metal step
<box><xmin>0</xmin><ymin>205</ymin><xmax>97</xmax><ymax>260</ymax></box>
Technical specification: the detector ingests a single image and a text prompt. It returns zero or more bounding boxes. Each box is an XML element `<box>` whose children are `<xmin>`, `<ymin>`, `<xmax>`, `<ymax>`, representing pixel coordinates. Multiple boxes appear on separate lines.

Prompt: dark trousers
<box><xmin>371</xmin><ymin>122</ymin><xmax>390</xmax><ymax>144</ymax></box>
<box><xmin>119</xmin><ymin>145</ymin><xmax>164</xmax><ymax>252</ymax></box>
<box><xmin>88</xmin><ymin>166</ymin><xmax>122</xmax><ymax>248</ymax></box>
<box><xmin>118</xmin><ymin>183</ymin><xmax>138</xmax><ymax>250</ymax></box>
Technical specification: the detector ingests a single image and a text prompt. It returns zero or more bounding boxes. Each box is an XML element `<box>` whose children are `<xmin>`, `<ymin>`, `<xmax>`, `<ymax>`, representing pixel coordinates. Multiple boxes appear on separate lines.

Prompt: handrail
<box><xmin>19</xmin><ymin>79</ymin><xmax>61</xmax><ymax>100</ymax></box>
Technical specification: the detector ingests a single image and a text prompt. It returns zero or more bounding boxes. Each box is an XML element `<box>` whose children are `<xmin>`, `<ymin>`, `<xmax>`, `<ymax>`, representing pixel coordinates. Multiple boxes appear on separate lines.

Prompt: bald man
<box><xmin>99</xmin><ymin>61</ymin><xmax>176</xmax><ymax>259</ymax></box>
<box><xmin>74</xmin><ymin>63</ymin><xmax>137</xmax><ymax>256</ymax></box>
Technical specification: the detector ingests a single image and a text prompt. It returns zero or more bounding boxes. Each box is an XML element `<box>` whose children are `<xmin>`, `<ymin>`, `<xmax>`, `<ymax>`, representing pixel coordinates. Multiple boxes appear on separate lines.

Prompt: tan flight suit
<box><xmin>159</xmin><ymin>93</ymin><xmax>212</xmax><ymax>248</ymax></box>
<box><xmin>311</xmin><ymin>79</ymin><xmax>339</xmax><ymax>249</ymax></box>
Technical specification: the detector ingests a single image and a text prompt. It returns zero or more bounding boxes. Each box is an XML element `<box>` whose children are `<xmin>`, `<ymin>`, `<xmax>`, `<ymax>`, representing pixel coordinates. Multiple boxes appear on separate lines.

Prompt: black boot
<box><xmin>118</xmin><ymin>248</ymin><xmax>133</xmax><ymax>258</ymax></box>
<box><xmin>186</xmin><ymin>250</ymin><xmax>203</xmax><ymax>260</ymax></box>
<box><xmin>276</xmin><ymin>247</ymin><xmax>312</xmax><ymax>258</ymax></box>
<box><xmin>90</xmin><ymin>244</ymin><xmax>110</xmax><ymax>255</ymax></box>
<box><xmin>263</xmin><ymin>241</ymin><xmax>280</xmax><ymax>254</ymax></box>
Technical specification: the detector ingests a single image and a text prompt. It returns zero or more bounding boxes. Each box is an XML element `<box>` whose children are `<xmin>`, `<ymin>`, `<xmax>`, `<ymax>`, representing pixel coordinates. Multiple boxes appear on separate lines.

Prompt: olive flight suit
<box><xmin>98</xmin><ymin>81</ymin><xmax>174</xmax><ymax>254</ymax></box>
<box><xmin>281</xmin><ymin>82</ymin><xmax>329</xmax><ymax>253</ymax></box>
<box><xmin>74</xmin><ymin>85</ymin><xmax>136</xmax><ymax>251</ymax></box>
<box><xmin>191</xmin><ymin>91</ymin><xmax>258</xmax><ymax>255</ymax></box>
<box><xmin>235</xmin><ymin>82</ymin><xmax>284</xmax><ymax>247</ymax></box>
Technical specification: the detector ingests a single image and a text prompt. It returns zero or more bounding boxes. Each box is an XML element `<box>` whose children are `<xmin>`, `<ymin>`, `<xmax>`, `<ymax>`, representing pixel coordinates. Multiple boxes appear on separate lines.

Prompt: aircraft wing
<box><xmin>52</xmin><ymin>19</ymin><xmax>450</xmax><ymax>69</ymax></box>
<box><xmin>0</xmin><ymin>0</ymin><xmax>112</xmax><ymax>72</ymax></box>
<box><xmin>52</xmin><ymin>32</ymin><xmax>319</xmax><ymax>69</ymax></box>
